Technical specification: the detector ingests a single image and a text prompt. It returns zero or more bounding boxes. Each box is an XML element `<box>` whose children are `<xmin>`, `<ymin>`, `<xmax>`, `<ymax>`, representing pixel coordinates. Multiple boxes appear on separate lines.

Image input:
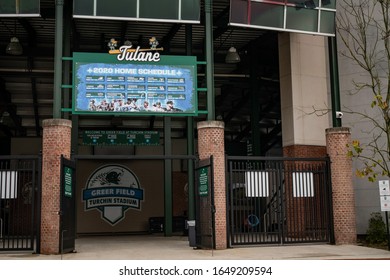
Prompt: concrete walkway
<box><xmin>1</xmin><ymin>235</ymin><xmax>390</xmax><ymax>260</ymax></box>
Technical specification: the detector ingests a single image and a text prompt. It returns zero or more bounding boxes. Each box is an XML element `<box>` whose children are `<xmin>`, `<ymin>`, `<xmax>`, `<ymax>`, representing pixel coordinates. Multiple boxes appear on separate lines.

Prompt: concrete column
<box><xmin>197</xmin><ymin>121</ymin><xmax>226</xmax><ymax>249</ymax></box>
<box><xmin>41</xmin><ymin>119</ymin><xmax>72</xmax><ymax>254</ymax></box>
<box><xmin>278</xmin><ymin>32</ymin><xmax>330</xmax><ymax>150</ymax></box>
<box><xmin>326</xmin><ymin>127</ymin><xmax>356</xmax><ymax>244</ymax></box>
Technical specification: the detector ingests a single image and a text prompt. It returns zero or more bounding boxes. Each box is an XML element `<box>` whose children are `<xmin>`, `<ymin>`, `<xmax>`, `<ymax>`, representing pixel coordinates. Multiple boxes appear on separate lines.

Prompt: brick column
<box><xmin>197</xmin><ymin>121</ymin><xmax>226</xmax><ymax>249</ymax></box>
<box><xmin>326</xmin><ymin>127</ymin><xmax>356</xmax><ymax>244</ymax></box>
<box><xmin>41</xmin><ymin>119</ymin><xmax>72</xmax><ymax>254</ymax></box>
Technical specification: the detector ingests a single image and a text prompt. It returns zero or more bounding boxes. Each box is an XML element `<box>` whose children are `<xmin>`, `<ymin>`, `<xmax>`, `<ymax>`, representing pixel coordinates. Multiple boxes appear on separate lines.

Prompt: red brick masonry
<box><xmin>41</xmin><ymin>119</ymin><xmax>72</xmax><ymax>254</ymax></box>
<box><xmin>197</xmin><ymin>121</ymin><xmax>227</xmax><ymax>249</ymax></box>
<box><xmin>326</xmin><ymin>127</ymin><xmax>356</xmax><ymax>244</ymax></box>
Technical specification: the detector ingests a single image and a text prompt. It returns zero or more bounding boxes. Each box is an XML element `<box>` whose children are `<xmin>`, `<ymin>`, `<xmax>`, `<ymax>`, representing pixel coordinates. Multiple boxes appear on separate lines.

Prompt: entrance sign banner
<box><xmin>82</xmin><ymin>130</ymin><xmax>160</xmax><ymax>146</ymax></box>
<box><xmin>229</xmin><ymin>0</ymin><xmax>336</xmax><ymax>36</ymax></box>
<box><xmin>72</xmin><ymin>53</ymin><xmax>198</xmax><ymax>116</ymax></box>
<box><xmin>82</xmin><ymin>164</ymin><xmax>144</xmax><ymax>225</ymax></box>
<box><xmin>73</xmin><ymin>0</ymin><xmax>200</xmax><ymax>24</ymax></box>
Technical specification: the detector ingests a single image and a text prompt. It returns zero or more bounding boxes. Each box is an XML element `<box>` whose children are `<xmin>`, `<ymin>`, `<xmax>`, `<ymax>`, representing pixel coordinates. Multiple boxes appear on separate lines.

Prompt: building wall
<box><xmin>337</xmin><ymin>2</ymin><xmax>384</xmax><ymax>234</ymax></box>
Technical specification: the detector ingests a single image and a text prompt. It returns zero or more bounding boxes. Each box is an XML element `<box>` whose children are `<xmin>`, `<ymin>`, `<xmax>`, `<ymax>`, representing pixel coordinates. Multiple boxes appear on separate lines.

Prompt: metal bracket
<box><xmin>0</xmin><ymin>218</ymin><xmax>3</xmax><ymax>241</ymax></box>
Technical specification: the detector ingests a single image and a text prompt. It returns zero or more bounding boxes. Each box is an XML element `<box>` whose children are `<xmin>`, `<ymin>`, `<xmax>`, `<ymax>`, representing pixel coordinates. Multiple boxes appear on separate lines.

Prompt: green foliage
<box><xmin>366</xmin><ymin>212</ymin><xmax>387</xmax><ymax>244</ymax></box>
<box><xmin>346</xmin><ymin>140</ymin><xmax>381</xmax><ymax>182</ymax></box>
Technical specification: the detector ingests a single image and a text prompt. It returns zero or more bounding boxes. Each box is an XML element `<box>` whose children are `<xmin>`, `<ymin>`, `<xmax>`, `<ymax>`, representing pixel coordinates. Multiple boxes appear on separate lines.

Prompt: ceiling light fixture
<box><xmin>225</xmin><ymin>47</ymin><xmax>241</xmax><ymax>64</ymax></box>
<box><xmin>6</xmin><ymin>20</ymin><xmax>23</xmax><ymax>56</ymax></box>
<box><xmin>6</xmin><ymin>37</ymin><xmax>23</xmax><ymax>55</ymax></box>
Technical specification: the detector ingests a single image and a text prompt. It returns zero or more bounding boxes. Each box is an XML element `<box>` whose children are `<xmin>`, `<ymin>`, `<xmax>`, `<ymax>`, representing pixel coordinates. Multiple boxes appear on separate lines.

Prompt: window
<box><xmin>229</xmin><ymin>0</ymin><xmax>336</xmax><ymax>36</ymax></box>
<box><xmin>73</xmin><ymin>0</ymin><xmax>200</xmax><ymax>23</ymax></box>
<box><xmin>0</xmin><ymin>0</ymin><xmax>40</xmax><ymax>16</ymax></box>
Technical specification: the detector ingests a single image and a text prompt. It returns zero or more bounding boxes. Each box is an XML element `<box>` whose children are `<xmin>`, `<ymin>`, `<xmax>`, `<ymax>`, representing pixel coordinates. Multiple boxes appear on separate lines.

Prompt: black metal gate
<box><xmin>0</xmin><ymin>156</ymin><xmax>41</xmax><ymax>252</ymax></box>
<box><xmin>227</xmin><ymin>156</ymin><xmax>333</xmax><ymax>246</ymax></box>
<box><xmin>194</xmin><ymin>156</ymin><xmax>215</xmax><ymax>249</ymax></box>
<box><xmin>59</xmin><ymin>156</ymin><xmax>76</xmax><ymax>253</ymax></box>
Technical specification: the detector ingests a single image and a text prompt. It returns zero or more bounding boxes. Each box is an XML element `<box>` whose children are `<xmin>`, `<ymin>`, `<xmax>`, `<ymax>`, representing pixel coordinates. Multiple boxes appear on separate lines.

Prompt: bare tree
<box><xmin>337</xmin><ymin>0</ymin><xmax>390</xmax><ymax>181</ymax></box>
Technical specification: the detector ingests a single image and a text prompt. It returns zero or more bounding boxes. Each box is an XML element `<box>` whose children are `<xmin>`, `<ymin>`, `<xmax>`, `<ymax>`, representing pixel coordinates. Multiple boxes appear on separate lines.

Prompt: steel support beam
<box><xmin>205</xmin><ymin>0</ymin><xmax>215</xmax><ymax>120</ymax></box>
<box><xmin>164</xmin><ymin>117</ymin><xmax>173</xmax><ymax>236</ymax></box>
<box><xmin>53</xmin><ymin>0</ymin><xmax>64</xmax><ymax>118</ymax></box>
<box><xmin>328</xmin><ymin>37</ymin><xmax>342</xmax><ymax>127</ymax></box>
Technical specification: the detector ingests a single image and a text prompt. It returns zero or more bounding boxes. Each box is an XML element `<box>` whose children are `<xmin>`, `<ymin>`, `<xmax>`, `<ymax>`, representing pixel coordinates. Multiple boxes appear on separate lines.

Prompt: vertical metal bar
<box><xmin>186</xmin><ymin>24</ymin><xmax>195</xmax><ymax>221</ymax></box>
<box><xmin>321</xmin><ymin>162</ymin><xmax>327</xmax><ymax>240</ymax></box>
<box><xmin>205</xmin><ymin>0</ymin><xmax>215</xmax><ymax>120</ymax></box>
<box><xmin>385</xmin><ymin>211</ymin><xmax>390</xmax><ymax>251</ymax></box>
<box><xmin>250</xmin><ymin>45</ymin><xmax>261</xmax><ymax>156</ymax></box>
<box><xmin>35</xmin><ymin>155</ymin><xmax>42</xmax><ymax>253</ymax></box>
<box><xmin>279</xmin><ymin>160</ymin><xmax>285</xmax><ymax>244</ymax></box>
<box><xmin>228</xmin><ymin>159</ymin><xmax>233</xmax><ymax>246</ymax></box>
<box><xmin>8</xmin><ymin>167</ymin><xmax>13</xmax><ymax>249</ymax></box>
<box><xmin>328</xmin><ymin>36</ymin><xmax>342</xmax><ymax>127</ymax></box>
<box><xmin>0</xmin><ymin>161</ymin><xmax>2</xmax><ymax>244</ymax></box>
<box><xmin>17</xmin><ymin>161</ymin><xmax>22</xmax><ymax>249</ymax></box>
<box><xmin>71</xmin><ymin>115</ymin><xmax>79</xmax><ymax>155</ymax></box>
<box><xmin>30</xmin><ymin>159</ymin><xmax>36</xmax><ymax>250</ymax></box>
<box><xmin>178</xmin><ymin>0</ymin><xmax>182</xmax><ymax>20</ymax></box>
<box><xmin>227</xmin><ymin>160</ymin><xmax>231</xmax><ymax>245</ymax></box>
<box><xmin>53</xmin><ymin>0</ymin><xmax>64</xmax><ymax>118</ymax></box>
<box><xmin>15</xmin><ymin>0</ymin><xmax>20</xmax><ymax>14</ymax></box>
<box><xmin>233</xmin><ymin>161</ymin><xmax>238</xmax><ymax>245</ymax></box>
<box><xmin>0</xmin><ymin>161</ymin><xmax>3</xmax><ymax>244</ymax></box>
<box><xmin>326</xmin><ymin>157</ymin><xmax>335</xmax><ymax>244</ymax></box>
<box><xmin>63</xmin><ymin>0</ymin><xmax>72</xmax><ymax>120</ymax></box>
<box><xmin>310</xmin><ymin>165</ymin><xmax>315</xmax><ymax>241</ymax></box>
<box><xmin>321</xmin><ymin>163</ymin><xmax>327</xmax><ymax>240</ymax></box>
<box><xmin>93</xmin><ymin>0</ymin><xmax>97</xmax><ymax>16</ymax></box>
<box><xmin>237</xmin><ymin>161</ymin><xmax>242</xmax><ymax>244</ymax></box>
<box><xmin>244</xmin><ymin>161</ymin><xmax>248</xmax><ymax>243</ymax></box>
<box><xmin>298</xmin><ymin>162</ymin><xmax>303</xmax><ymax>242</ymax></box>
<box><xmin>59</xmin><ymin>156</ymin><xmax>63</xmax><ymax>253</ymax></box>
<box><xmin>210</xmin><ymin>156</ymin><xmax>215</xmax><ymax>251</ymax></box>
<box><xmin>226</xmin><ymin>158</ymin><xmax>230</xmax><ymax>246</ymax></box>
<box><xmin>136</xmin><ymin>0</ymin><xmax>140</xmax><ymax>18</ymax></box>
<box><xmin>164</xmin><ymin>117</ymin><xmax>172</xmax><ymax>236</ymax></box>
<box><xmin>318</xmin><ymin>164</ymin><xmax>324</xmax><ymax>240</ymax></box>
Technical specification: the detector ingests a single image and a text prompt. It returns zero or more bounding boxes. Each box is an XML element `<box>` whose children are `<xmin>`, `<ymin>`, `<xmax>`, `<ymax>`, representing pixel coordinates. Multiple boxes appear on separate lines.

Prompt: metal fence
<box><xmin>227</xmin><ymin>156</ymin><xmax>333</xmax><ymax>246</ymax></box>
<box><xmin>0</xmin><ymin>156</ymin><xmax>41</xmax><ymax>252</ymax></box>
<box><xmin>194</xmin><ymin>156</ymin><xmax>215</xmax><ymax>249</ymax></box>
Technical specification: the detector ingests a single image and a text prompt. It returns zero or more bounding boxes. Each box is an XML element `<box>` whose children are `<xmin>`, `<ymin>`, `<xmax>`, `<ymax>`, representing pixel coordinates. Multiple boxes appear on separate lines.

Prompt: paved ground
<box><xmin>1</xmin><ymin>235</ymin><xmax>390</xmax><ymax>260</ymax></box>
